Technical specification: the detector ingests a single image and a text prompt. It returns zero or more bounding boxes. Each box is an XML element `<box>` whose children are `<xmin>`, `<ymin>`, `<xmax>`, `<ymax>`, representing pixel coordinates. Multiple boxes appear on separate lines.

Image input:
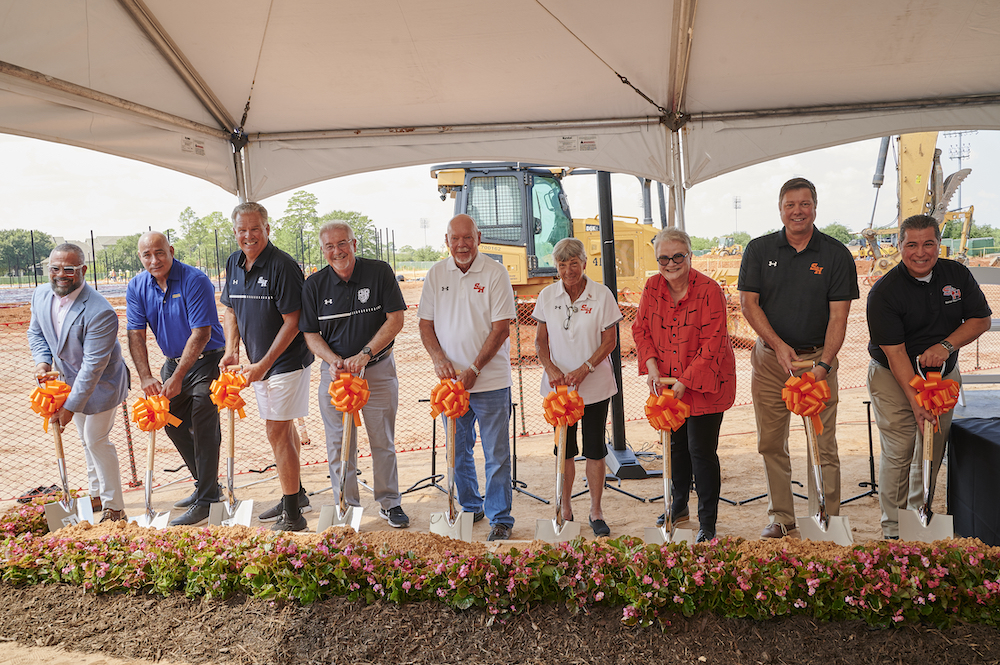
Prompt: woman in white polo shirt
<box><xmin>532</xmin><ymin>237</ymin><xmax>622</xmax><ymax>537</ymax></box>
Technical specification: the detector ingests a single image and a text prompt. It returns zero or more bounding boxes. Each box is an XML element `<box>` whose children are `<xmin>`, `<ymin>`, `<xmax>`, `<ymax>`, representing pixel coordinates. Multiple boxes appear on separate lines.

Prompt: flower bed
<box><xmin>1</xmin><ymin>501</ymin><xmax>999</xmax><ymax>629</ymax></box>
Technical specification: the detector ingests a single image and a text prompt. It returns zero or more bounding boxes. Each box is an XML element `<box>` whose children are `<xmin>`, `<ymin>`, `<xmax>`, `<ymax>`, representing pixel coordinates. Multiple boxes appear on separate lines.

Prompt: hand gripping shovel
<box><xmin>644</xmin><ymin>379</ymin><xmax>694</xmax><ymax>545</ymax></box>
<box><xmin>129</xmin><ymin>396</ymin><xmax>177</xmax><ymax>528</ymax></box>
<box><xmin>209</xmin><ymin>370</ymin><xmax>254</xmax><ymax>527</ymax></box>
<box><xmin>30</xmin><ymin>376</ymin><xmax>92</xmax><ymax>530</ymax></box>
<box><xmin>899</xmin><ymin>363</ymin><xmax>957</xmax><ymax>542</ymax></box>
<box><xmin>786</xmin><ymin>361</ymin><xmax>853</xmax><ymax>546</ymax></box>
<box><xmin>429</xmin><ymin>379</ymin><xmax>473</xmax><ymax>541</ymax></box>
<box><xmin>535</xmin><ymin>386</ymin><xmax>584</xmax><ymax>543</ymax></box>
<box><xmin>318</xmin><ymin>370</ymin><xmax>369</xmax><ymax>532</ymax></box>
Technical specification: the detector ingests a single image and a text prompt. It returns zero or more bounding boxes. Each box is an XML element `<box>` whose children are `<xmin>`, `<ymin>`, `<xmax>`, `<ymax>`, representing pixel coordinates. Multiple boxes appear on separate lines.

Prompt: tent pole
<box><xmin>597</xmin><ymin>172</ymin><xmax>626</xmax><ymax>452</ymax></box>
<box><xmin>670</xmin><ymin>129</ymin><xmax>686</xmax><ymax>231</ymax></box>
<box><xmin>234</xmin><ymin>149</ymin><xmax>248</xmax><ymax>203</ymax></box>
<box><xmin>657</xmin><ymin>182</ymin><xmax>668</xmax><ymax>229</ymax></box>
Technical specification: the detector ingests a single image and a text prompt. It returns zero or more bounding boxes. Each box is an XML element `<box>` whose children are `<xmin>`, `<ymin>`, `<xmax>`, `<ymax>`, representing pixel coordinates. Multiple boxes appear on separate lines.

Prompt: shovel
<box><xmin>645</xmin><ymin>378</ymin><xmax>694</xmax><ymax>545</ymax></box>
<box><xmin>787</xmin><ymin>362</ymin><xmax>853</xmax><ymax>545</ymax></box>
<box><xmin>209</xmin><ymin>408</ymin><xmax>254</xmax><ymax>527</ymax></box>
<box><xmin>899</xmin><ymin>363</ymin><xmax>954</xmax><ymax>541</ymax></box>
<box><xmin>429</xmin><ymin>414</ymin><xmax>473</xmax><ymax>541</ymax></box>
<box><xmin>317</xmin><ymin>407</ymin><xmax>364</xmax><ymax>532</ymax></box>
<box><xmin>129</xmin><ymin>428</ymin><xmax>170</xmax><ymax>529</ymax></box>
<box><xmin>535</xmin><ymin>423</ymin><xmax>581</xmax><ymax>544</ymax></box>
<box><xmin>42</xmin><ymin>420</ymin><xmax>93</xmax><ymax>531</ymax></box>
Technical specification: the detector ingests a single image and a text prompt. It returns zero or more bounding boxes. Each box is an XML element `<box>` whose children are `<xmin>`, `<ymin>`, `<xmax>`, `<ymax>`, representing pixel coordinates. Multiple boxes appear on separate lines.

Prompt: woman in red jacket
<box><xmin>632</xmin><ymin>228</ymin><xmax>737</xmax><ymax>542</ymax></box>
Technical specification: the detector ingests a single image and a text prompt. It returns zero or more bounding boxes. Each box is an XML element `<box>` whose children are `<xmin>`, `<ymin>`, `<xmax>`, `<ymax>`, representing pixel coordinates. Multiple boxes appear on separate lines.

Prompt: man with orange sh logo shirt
<box><xmin>738</xmin><ymin>177</ymin><xmax>859</xmax><ymax>539</ymax></box>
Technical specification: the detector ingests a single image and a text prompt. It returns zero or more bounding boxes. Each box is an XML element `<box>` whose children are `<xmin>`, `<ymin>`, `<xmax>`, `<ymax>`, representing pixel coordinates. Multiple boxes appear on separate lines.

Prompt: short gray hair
<box><xmin>652</xmin><ymin>227</ymin><xmax>692</xmax><ymax>253</ymax></box>
<box><xmin>51</xmin><ymin>243</ymin><xmax>86</xmax><ymax>264</ymax></box>
<box><xmin>552</xmin><ymin>237</ymin><xmax>586</xmax><ymax>263</ymax></box>
<box><xmin>231</xmin><ymin>202</ymin><xmax>268</xmax><ymax>225</ymax></box>
<box><xmin>319</xmin><ymin>220</ymin><xmax>355</xmax><ymax>241</ymax></box>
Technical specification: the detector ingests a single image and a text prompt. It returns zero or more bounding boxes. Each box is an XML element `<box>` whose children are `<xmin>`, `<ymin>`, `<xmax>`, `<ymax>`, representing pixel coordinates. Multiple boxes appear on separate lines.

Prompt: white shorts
<box><xmin>253</xmin><ymin>366</ymin><xmax>311</xmax><ymax>421</ymax></box>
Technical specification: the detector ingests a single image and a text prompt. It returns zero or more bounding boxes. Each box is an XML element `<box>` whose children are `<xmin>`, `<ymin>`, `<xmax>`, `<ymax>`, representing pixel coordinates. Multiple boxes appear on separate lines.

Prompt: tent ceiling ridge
<box><xmin>252</xmin><ymin>117</ymin><xmax>662</xmax><ymax>142</ymax></box>
<box><xmin>0</xmin><ymin>60</ymin><xmax>228</xmax><ymax>140</ymax></box>
<box><xmin>690</xmin><ymin>93</ymin><xmax>1000</xmax><ymax>123</ymax></box>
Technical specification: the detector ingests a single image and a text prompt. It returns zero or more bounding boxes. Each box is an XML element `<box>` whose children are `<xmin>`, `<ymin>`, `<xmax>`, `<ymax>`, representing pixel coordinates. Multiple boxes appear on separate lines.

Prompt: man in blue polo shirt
<box><xmin>739</xmin><ymin>177</ymin><xmax>859</xmax><ymax>539</ymax></box>
<box><xmin>300</xmin><ymin>221</ymin><xmax>410</xmax><ymax>528</ymax></box>
<box><xmin>867</xmin><ymin>214</ymin><xmax>992</xmax><ymax>539</ymax></box>
<box><xmin>127</xmin><ymin>231</ymin><xmax>227</xmax><ymax>526</ymax></box>
<box><xmin>221</xmin><ymin>202</ymin><xmax>314</xmax><ymax>532</ymax></box>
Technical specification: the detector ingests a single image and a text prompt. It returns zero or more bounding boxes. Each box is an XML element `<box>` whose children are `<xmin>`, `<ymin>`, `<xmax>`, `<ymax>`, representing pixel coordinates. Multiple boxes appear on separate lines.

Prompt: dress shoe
<box><xmin>696</xmin><ymin>528</ymin><xmax>716</xmax><ymax>543</ymax></box>
<box><xmin>99</xmin><ymin>508</ymin><xmax>127</xmax><ymax>523</ymax></box>
<box><xmin>169</xmin><ymin>504</ymin><xmax>210</xmax><ymax>527</ymax></box>
<box><xmin>656</xmin><ymin>506</ymin><xmax>690</xmax><ymax>528</ymax></box>
<box><xmin>174</xmin><ymin>484</ymin><xmax>223</xmax><ymax>509</ymax></box>
<box><xmin>760</xmin><ymin>522</ymin><xmax>795</xmax><ymax>539</ymax></box>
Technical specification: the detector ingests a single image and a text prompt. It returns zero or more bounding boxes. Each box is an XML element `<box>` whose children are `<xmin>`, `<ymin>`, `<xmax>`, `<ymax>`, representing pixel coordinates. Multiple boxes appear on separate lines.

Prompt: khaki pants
<box><xmin>750</xmin><ymin>340</ymin><xmax>841</xmax><ymax>526</ymax></box>
<box><xmin>867</xmin><ymin>360</ymin><xmax>957</xmax><ymax>538</ymax></box>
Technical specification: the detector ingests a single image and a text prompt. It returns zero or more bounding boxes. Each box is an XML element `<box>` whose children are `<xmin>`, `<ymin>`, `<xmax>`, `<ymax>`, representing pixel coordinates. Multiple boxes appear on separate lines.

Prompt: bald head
<box><xmin>137</xmin><ymin>231</ymin><xmax>174</xmax><ymax>286</ymax></box>
<box><xmin>445</xmin><ymin>214</ymin><xmax>481</xmax><ymax>270</ymax></box>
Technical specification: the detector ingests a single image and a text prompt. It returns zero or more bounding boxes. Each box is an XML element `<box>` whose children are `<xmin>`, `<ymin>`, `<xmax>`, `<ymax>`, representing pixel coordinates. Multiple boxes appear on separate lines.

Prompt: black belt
<box><xmin>168</xmin><ymin>348</ymin><xmax>224</xmax><ymax>364</ymax></box>
<box><xmin>762</xmin><ymin>340</ymin><xmax>823</xmax><ymax>354</ymax></box>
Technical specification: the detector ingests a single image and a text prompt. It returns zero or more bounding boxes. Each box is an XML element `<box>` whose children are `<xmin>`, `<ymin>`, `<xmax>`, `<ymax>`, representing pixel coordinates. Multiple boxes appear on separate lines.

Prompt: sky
<box><xmin>2</xmin><ymin>130</ymin><xmax>998</xmax><ymax>250</ymax></box>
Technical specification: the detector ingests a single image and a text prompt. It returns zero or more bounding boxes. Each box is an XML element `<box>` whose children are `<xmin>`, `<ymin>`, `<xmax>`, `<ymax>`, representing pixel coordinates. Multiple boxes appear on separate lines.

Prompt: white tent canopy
<box><xmin>1</xmin><ymin>0</ymin><xmax>998</xmax><ymax>204</ymax></box>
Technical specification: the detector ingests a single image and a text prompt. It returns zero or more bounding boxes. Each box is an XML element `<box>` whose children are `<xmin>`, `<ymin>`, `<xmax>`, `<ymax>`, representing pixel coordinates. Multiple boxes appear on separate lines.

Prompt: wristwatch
<box><xmin>940</xmin><ymin>340</ymin><xmax>955</xmax><ymax>354</ymax></box>
<box><xmin>361</xmin><ymin>346</ymin><xmax>373</xmax><ymax>358</ymax></box>
<box><xmin>816</xmin><ymin>361</ymin><xmax>832</xmax><ymax>373</ymax></box>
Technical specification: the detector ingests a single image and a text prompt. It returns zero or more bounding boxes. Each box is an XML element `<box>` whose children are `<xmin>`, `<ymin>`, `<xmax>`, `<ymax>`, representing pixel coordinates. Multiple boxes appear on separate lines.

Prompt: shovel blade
<box><xmin>899</xmin><ymin>509</ymin><xmax>954</xmax><ymax>542</ymax></box>
<box><xmin>129</xmin><ymin>510</ymin><xmax>171</xmax><ymax>529</ymax></box>
<box><xmin>317</xmin><ymin>504</ymin><xmax>363</xmax><ymax>532</ymax></box>
<box><xmin>798</xmin><ymin>514</ymin><xmax>854</xmax><ymax>546</ymax></box>
<box><xmin>429</xmin><ymin>510</ymin><xmax>473</xmax><ymax>542</ymax></box>
<box><xmin>77</xmin><ymin>499</ymin><xmax>95</xmax><ymax>525</ymax></box>
<box><xmin>208</xmin><ymin>499</ymin><xmax>255</xmax><ymax>527</ymax></box>
<box><xmin>534</xmin><ymin>518</ymin><xmax>581</xmax><ymax>544</ymax></box>
<box><xmin>644</xmin><ymin>526</ymin><xmax>695</xmax><ymax>546</ymax></box>
<box><xmin>44</xmin><ymin>499</ymin><xmax>81</xmax><ymax>532</ymax></box>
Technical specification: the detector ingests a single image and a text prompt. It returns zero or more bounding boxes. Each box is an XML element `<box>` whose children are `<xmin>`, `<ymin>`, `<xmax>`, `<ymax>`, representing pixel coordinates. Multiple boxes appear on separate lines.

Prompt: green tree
<box><xmin>173</xmin><ymin>209</ymin><xmax>231</xmax><ymax>271</ymax></box>
<box><xmin>0</xmin><ymin>229</ymin><xmax>54</xmax><ymax>278</ymax></box>
<box><xmin>96</xmin><ymin>233</ymin><xmax>143</xmax><ymax>278</ymax></box>
<box><xmin>820</xmin><ymin>223</ymin><xmax>853</xmax><ymax>243</ymax></box>
<box><xmin>273</xmin><ymin>191</ymin><xmax>321</xmax><ymax>265</ymax></box>
<box><xmin>320</xmin><ymin>210</ymin><xmax>378</xmax><ymax>258</ymax></box>
<box><xmin>689</xmin><ymin>236</ymin><xmax>714</xmax><ymax>251</ymax></box>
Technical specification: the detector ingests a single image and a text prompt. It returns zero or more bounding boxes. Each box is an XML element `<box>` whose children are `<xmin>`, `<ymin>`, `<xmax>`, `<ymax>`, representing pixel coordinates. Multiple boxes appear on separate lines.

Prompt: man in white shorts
<box><xmin>221</xmin><ymin>202</ymin><xmax>315</xmax><ymax>532</ymax></box>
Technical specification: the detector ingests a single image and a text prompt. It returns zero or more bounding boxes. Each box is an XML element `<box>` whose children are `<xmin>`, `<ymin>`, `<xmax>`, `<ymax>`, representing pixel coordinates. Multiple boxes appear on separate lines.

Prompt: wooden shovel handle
<box><xmin>923</xmin><ymin>419</ymin><xmax>935</xmax><ymax>462</ymax></box>
<box><xmin>657</xmin><ymin>377</ymin><xmax>677</xmax><ymax>386</ymax></box>
<box><xmin>790</xmin><ymin>360</ymin><xmax>815</xmax><ymax>369</ymax></box>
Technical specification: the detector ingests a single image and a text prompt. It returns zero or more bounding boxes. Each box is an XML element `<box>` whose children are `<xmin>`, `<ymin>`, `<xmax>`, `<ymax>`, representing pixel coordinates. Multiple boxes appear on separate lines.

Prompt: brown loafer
<box><xmin>99</xmin><ymin>509</ymin><xmax>127</xmax><ymax>523</ymax></box>
<box><xmin>760</xmin><ymin>522</ymin><xmax>795</xmax><ymax>539</ymax></box>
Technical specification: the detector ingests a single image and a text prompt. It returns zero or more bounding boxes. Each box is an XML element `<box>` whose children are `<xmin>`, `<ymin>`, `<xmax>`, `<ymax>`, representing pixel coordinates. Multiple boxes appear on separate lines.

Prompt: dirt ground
<box><xmin>2</xmin><ymin>269</ymin><xmax>999</xmax><ymax>664</ymax></box>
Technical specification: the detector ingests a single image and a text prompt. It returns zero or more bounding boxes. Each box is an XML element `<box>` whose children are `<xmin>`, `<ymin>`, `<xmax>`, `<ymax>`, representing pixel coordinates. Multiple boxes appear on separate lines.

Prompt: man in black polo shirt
<box><xmin>300</xmin><ymin>221</ymin><xmax>409</xmax><ymax>528</ymax></box>
<box><xmin>867</xmin><ymin>214</ymin><xmax>991</xmax><ymax>539</ymax></box>
<box><xmin>127</xmin><ymin>231</ymin><xmax>226</xmax><ymax>526</ymax></box>
<box><xmin>220</xmin><ymin>202</ymin><xmax>315</xmax><ymax>532</ymax></box>
<box><xmin>738</xmin><ymin>177</ymin><xmax>859</xmax><ymax>539</ymax></box>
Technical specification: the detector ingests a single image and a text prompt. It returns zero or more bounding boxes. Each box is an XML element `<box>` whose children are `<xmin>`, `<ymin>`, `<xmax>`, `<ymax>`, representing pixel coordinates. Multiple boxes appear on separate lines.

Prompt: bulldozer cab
<box><xmin>434</xmin><ymin>163</ymin><xmax>574</xmax><ymax>282</ymax></box>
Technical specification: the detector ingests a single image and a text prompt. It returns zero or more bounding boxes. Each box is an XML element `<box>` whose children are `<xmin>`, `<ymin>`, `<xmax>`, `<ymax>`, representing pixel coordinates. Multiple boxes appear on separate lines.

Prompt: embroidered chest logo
<box><xmin>580</xmin><ymin>304</ymin><xmax>593</xmax><ymax>314</ymax></box>
<box><xmin>943</xmin><ymin>285</ymin><xmax>962</xmax><ymax>303</ymax></box>
<box><xmin>473</xmin><ymin>283</ymin><xmax>485</xmax><ymax>294</ymax></box>
<box><xmin>232</xmin><ymin>279</ymin><xmax>238</xmax><ymax>285</ymax></box>
<box><xmin>441</xmin><ymin>286</ymin><xmax>449</xmax><ymax>292</ymax></box>
<box><xmin>809</xmin><ymin>263</ymin><xmax>823</xmax><ymax>275</ymax></box>
<box><xmin>768</xmin><ymin>261</ymin><xmax>777</xmax><ymax>267</ymax></box>
<box><xmin>357</xmin><ymin>288</ymin><xmax>370</xmax><ymax>304</ymax></box>
<box><xmin>324</xmin><ymin>298</ymin><xmax>333</xmax><ymax>305</ymax></box>
<box><xmin>257</xmin><ymin>276</ymin><xmax>268</xmax><ymax>288</ymax></box>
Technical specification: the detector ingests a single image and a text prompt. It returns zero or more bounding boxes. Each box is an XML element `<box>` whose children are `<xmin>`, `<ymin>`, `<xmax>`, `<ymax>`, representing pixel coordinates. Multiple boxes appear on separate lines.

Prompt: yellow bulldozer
<box><xmin>431</xmin><ymin>163</ymin><xmax>659</xmax><ymax>297</ymax></box>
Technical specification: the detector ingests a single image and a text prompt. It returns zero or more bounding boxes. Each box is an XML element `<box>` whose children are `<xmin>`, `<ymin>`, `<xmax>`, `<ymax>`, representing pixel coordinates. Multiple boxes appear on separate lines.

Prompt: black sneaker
<box><xmin>379</xmin><ymin>505</ymin><xmax>410</xmax><ymax>528</ymax></box>
<box><xmin>472</xmin><ymin>510</ymin><xmax>485</xmax><ymax>523</ymax></box>
<box><xmin>271</xmin><ymin>510</ymin><xmax>308</xmax><ymax>532</ymax></box>
<box><xmin>169</xmin><ymin>504</ymin><xmax>210</xmax><ymax>527</ymax></box>
<box><xmin>258</xmin><ymin>488</ymin><xmax>312</xmax><ymax>522</ymax></box>
<box><xmin>487</xmin><ymin>523</ymin><xmax>512</xmax><ymax>541</ymax></box>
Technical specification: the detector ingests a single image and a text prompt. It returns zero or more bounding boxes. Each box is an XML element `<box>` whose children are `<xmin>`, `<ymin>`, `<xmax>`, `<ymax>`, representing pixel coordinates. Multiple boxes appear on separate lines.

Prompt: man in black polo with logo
<box><xmin>867</xmin><ymin>214</ymin><xmax>991</xmax><ymax>539</ymax></box>
<box><xmin>220</xmin><ymin>202</ymin><xmax>314</xmax><ymax>532</ymax></box>
<box><xmin>300</xmin><ymin>221</ymin><xmax>409</xmax><ymax>528</ymax></box>
<box><xmin>127</xmin><ymin>231</ymin><xmax>226</xmax><ymax>526</ymax></box>
<box><xmin>738</xmin><ymin>177</ymin><xmax>859</xmax><ymax>539</ymax></box>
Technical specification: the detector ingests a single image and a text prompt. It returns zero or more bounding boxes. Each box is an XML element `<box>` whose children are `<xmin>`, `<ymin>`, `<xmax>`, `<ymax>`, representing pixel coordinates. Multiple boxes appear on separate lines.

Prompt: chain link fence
<box><xmin>2</xmin><ymin>277</ymin><xmax>999</xmax><ymax>501</ymax></box>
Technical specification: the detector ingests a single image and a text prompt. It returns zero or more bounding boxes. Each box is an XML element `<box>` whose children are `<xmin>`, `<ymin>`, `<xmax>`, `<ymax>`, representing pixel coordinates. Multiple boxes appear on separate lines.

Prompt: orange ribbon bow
<box><xmin>644</xmin><ymin>390</ymin><xmax>691</xmax><ymax>432</ymax></box>
<box><xmin>542</xmin><ymin>385</ymin><xmax>586</xmax><ymax>428</ymax></box>
<box><xmin>210</xmin><ymin>371</ymin><xmax>249</xmax><ymax>418</ymax></box>
<box><xmin>131</xmin><ymin>395</ymin><xmax>182</xmax><ymax>432</ymax></box>
<box><xmin>909</xmin><ymin>372</ymin><xmax>960</xmax><ymax>430</ymax></box>
<box><xmin>30</xmin><ymin>379</ymin><xmax>72</xmax><ymax>433</ymax></box>
<box><xmin>429</xmin><ymin>379</ymin><xmax>470</xmax><ymax>419</ymax></box>
<box><xmin>329</xmin><ymin>373</ymin><xmax>370</xmax><ymax>426</ymax></box>
<box><xmin>782</xmin><ymin>371</ymin><xmax>831</xmax><ymax>435</ymax></box>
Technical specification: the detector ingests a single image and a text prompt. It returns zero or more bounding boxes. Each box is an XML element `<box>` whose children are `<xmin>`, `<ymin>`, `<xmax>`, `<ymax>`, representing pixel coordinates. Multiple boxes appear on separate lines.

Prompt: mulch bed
<box><xmin>0</xmin><ymin>583</ymin><xmax>998</xmax><ymax>664</ymax></box>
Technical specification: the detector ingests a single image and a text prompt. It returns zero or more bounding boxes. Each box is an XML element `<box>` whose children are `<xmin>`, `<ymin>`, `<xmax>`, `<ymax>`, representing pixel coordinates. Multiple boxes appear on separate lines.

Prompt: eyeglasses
<box><xmin>563</xmin><ymin>305</ymin><xmax>579</xmax><ymax>330</ymax></box>
<box><xmin>49</xmin><ymin>264</ymin><xmax>85</xmax><ymax>275</ymax></box>
<box><xmin>326</xmin><ymin>240</ymin><xmax>354</xmax><ymax>252</ymax></box>
<box><xmin>656</xmin><ymin>252</ymin><xmax>689</xmax><ymax>266</ymax></box>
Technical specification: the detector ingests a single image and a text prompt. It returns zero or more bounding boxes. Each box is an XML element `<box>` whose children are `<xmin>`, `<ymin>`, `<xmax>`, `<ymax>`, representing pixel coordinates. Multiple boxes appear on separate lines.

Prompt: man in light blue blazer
<box><xmin>27</xmin><ymin>243</ymin><xmax>130</xmax><ymax>522</ymax></box>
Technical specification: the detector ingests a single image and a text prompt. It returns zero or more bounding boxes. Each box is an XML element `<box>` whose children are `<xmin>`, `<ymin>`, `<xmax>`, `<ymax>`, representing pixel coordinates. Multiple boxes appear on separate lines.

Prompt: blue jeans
<box><xmin>452</xmin><ymin>387</ymin><xmax>513</xmax><ymax>527</ymax></box>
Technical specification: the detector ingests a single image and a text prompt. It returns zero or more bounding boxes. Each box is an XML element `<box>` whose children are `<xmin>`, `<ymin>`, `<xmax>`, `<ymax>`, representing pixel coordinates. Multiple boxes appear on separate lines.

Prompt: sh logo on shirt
<box><xmin>943</xmin><ymin>285</ymin><xmax>962</xmax><ymax>304</ymax></box>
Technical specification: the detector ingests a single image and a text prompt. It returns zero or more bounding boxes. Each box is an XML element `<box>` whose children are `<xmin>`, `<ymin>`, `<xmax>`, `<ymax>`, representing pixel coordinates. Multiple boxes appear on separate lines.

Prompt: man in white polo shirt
<box><xmin>418</xmin><ymin>214</ymin><xmax>517</xmax><ymax>541</ymax></box>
